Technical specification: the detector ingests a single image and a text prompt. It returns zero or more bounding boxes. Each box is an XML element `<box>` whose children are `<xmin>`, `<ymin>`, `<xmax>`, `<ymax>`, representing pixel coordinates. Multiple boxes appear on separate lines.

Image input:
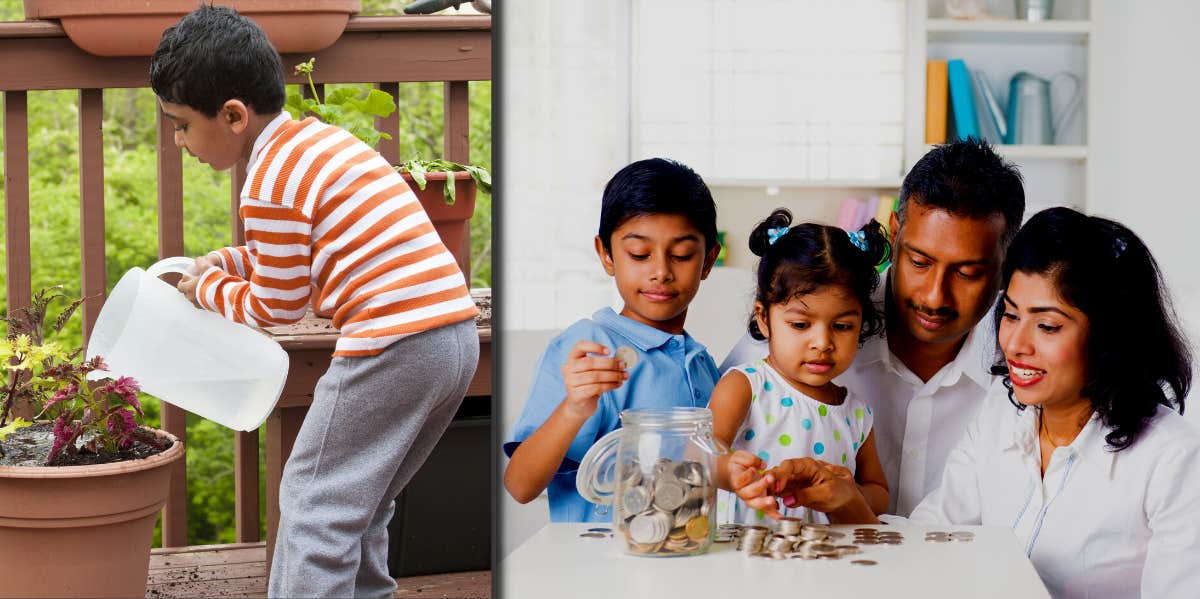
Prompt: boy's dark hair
<box><xmin>899</xmin><ymin>138</ymin><xmax>1026</xmax><ymax>248</ymax></box>
<box><xmin>990</xmin><ymin>207</ymin><xmax>1192</xmax><ymax>451</ymax></box>
<box><xmin>747</xmin><ymin>208</ymin><xmax>890</xmax><ymax>342</ymax></box>
<box><xmin>150</xmin><ymin>5</ymin><xmax>285</xmax><ymax>117</ymax></box>
<box><xmin>598</xmin><ymin>158</ymin><xmax>718</xmax><ymax>253</ymax></box>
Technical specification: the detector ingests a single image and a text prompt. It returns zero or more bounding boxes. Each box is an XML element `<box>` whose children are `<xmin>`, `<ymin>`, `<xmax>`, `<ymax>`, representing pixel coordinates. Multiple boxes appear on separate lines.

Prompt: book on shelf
<box><xmin>838</xmin><ymin>196</ymin><xmax>896</xmax><ymax>233</ymax></box>
<box><xmin>836</xmin><ymin>197</ymin><xmax>865</xmax><ymax>231</ymax></box>
<box><xmin>925</xmin><ymin>60</ymin><xmax>948</xmax><ymax>144</ymax></box>
<box><xmin>947</xmin><ymin>59</ymin><xmax>979</xmax><ymax>141</ymax></box>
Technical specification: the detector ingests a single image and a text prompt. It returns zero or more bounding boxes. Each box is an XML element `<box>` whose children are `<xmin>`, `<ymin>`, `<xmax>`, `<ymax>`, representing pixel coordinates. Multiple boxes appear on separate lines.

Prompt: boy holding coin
<box><xmin>503</xmin><ymin>158</ymin><xmax>724</xmax><ymax>522</ymax></box>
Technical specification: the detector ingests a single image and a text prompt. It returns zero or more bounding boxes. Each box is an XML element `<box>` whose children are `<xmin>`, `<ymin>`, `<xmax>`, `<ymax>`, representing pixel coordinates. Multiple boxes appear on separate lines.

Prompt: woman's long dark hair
<box><xmin>990</xmin><ymin>207</ymin><xmax>1192</xmax><ymax>451</ymax></box>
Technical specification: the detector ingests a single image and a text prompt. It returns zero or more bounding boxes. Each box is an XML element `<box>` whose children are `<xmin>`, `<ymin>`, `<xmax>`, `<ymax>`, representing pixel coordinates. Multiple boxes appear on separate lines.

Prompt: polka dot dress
<box><xmin>717</xmin><ymin>359</ymin><xmax>875</xmax><ymax>526</ymax></box>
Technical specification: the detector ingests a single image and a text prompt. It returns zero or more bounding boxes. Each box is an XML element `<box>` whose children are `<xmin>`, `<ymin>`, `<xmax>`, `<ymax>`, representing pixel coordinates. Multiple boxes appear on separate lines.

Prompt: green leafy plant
<box><xmin>396</xmin><ymin>157</ymin><xmax>492</xmax><ymax>205</ymax></box>
<box><xmin>0</xmin><ymin>287</ymin><xmax>162</xmax><ymax>465</ymax></box>
<box><xmin>285</xmin><ymin>57</ymin><xmax>491</xmax><ymax>205</ymax></box>
<box><xmin>285</xmin><ymin>58</ymin><xmax>398</xmax><ymax>148</ymax></box>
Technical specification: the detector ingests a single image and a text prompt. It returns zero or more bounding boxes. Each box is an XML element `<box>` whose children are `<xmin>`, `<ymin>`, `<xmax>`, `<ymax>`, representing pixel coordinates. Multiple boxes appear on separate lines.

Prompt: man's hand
<box><xmin>177</xmin><ymin>254</ymin><xmax>219</xmax><ymax>307</ymax></box>
<box><xmin>559</xmin><ymin>340</ymin><xmax>629</xmax><ymax>421</ymax></box>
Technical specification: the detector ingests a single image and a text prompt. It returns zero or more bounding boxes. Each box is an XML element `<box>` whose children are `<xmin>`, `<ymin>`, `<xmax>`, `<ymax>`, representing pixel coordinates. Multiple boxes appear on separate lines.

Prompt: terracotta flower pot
<box><xmin>23</xmin><ymin>0</ymin><xmax>361</xmax><ymax>57</ymax></box>
<box><xmin>402</xmin><ymin>171</ymin><xmax>478</xmax><ymax>284</ymax></box>
<box><xmin>0</xmin><ymin>429</ymin><xmax>184</xmax><ymax>598</ymax></box>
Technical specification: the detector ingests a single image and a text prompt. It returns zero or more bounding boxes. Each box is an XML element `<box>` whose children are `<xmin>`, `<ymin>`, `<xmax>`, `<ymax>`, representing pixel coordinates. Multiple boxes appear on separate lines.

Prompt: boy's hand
<box><xmin>727</xmin><ymin>450</ymin><xmax>785</xmax><ymax>518</ymax></box>
<box><xmin>176</xmin><ymin>254</ymin><xmax>219</xmax><ymax>308</ymax></box>
<box><xmin>560</xmin><ymin>340</ymin><xmax>629</xmax><ymax>420</ymax></box>
<box><xmin>767</xmin><ymin>457</ymin><xmax>859</xmax><ymax>513</ymax></box>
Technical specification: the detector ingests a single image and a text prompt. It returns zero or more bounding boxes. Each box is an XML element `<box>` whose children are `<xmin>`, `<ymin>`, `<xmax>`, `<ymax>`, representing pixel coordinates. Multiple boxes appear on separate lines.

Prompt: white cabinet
<box><xmin>905</xmin><ymin>0</ymin><xmax>1093</xmax><ymax>216</ymax></box>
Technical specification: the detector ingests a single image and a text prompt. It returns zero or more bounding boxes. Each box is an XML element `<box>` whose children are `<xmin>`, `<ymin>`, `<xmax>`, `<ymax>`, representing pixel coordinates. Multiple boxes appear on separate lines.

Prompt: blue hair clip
<box><xmin>767</xmin><ymin>226</ymin><xmax>790</xmax><ymax>245</ymax></box>
<box><xmin>848</xmin><ymin>230</ymin><xmax>869</xmax><ymax>252</ymax></box>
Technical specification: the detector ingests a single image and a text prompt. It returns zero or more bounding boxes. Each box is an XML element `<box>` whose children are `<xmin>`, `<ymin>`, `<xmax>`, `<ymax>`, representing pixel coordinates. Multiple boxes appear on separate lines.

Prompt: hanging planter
<box><xmin>402</xmin><ymin>171</ymin><xmax>478</xmax><ymax>283</ymax></box>
<box><xmin>23</xmin><ymin>0</ymin><xmax>362</xmax><ymax>57</ymax></box>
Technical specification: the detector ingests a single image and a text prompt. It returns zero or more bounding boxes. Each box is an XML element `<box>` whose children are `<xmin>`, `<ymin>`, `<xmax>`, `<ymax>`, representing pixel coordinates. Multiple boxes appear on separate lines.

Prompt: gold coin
<box><xmin>685</xmin><ymin>515</ymin><xmax>710</xmax><ymax>541</ymax></box>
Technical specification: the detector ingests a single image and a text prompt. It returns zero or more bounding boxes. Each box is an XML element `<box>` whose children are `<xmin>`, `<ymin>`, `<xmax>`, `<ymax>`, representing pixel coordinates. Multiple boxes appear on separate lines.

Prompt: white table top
<box><xmin>502</xmin><ymin>523</ymin><xmax>1050</xmax><ymax>599</ymax></box>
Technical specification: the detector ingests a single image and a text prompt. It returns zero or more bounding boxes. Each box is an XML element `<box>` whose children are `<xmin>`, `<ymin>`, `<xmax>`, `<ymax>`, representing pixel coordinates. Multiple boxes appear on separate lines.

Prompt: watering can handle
<box><xmin>146</xmin><ymin>256</ymin><xmax>199</xmax><ymax>280</ymax></box>
<box><xmin>1050</xmin><ymin>72</ymin><xmax>1083</xmax><ymax>144</ymax></box>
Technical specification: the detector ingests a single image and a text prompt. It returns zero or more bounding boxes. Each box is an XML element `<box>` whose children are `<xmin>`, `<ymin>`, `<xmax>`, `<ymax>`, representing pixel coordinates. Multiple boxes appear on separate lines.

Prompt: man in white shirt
<box><xmin>720</xmin><ymin>139</ymin><xmax>1025</xmax><ymax>516</ymax></box>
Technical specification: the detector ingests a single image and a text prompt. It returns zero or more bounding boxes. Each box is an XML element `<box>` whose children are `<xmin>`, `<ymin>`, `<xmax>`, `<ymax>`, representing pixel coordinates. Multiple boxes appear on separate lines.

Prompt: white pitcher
<box><xmin>85</xmin><ymin>257</ymin><xmax>289</xmax><ymax>431</ymax></box>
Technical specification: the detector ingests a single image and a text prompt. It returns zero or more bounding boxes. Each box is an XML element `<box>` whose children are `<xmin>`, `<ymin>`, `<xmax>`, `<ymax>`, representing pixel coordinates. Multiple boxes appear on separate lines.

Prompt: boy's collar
<box><xmin>249</xmin><ymin>112</ymin><xmax>293</xmax><ymax>166</ymax></box>
<box><xmin>593</xmin><ymin>307</ymin><xmax>687</xmax><ymax>351</ymax></box>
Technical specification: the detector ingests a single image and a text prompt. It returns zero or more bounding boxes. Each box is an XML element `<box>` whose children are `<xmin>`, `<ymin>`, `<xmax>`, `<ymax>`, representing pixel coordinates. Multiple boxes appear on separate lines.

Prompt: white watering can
<box><xmin>85</xmin><ymin>257</ymin><xmax>289</xmax><ymax>431</ymax></box>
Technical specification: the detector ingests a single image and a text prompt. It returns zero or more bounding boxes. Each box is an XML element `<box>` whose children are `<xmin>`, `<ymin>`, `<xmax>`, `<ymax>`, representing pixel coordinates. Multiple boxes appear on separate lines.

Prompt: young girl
<box><xmin>713</xmin><ymin>209</ymin><xmax>891</xmax><ymax>524</ymax></box>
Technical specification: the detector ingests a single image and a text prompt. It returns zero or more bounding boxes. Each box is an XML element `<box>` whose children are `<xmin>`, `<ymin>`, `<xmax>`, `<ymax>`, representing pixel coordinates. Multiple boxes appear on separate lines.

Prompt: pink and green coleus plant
<box><xmin>0</xmin><ymin>287</ymin><xmax>163</xmax><ymax>465</ymax></box>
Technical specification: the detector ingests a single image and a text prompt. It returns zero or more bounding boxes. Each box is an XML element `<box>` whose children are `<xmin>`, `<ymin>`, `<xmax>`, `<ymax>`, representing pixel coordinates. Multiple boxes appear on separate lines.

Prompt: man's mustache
<box><xmin>907</xmin><ymin>300</ymin><xmax>957</xmax><ymax>320</ymax></box>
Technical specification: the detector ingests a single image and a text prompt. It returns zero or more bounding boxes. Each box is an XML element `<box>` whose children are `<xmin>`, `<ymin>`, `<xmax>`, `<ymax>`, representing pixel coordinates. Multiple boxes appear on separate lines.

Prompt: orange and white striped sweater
<box><xmin>196</xmin><ymin>113</ymin><xmax>478</xmax><ymax>357</ymax></box>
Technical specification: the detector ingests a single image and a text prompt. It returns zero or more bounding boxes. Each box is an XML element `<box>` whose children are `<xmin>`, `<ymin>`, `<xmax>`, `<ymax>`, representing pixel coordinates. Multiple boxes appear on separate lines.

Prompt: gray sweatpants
<box><xmin>267</xmin><ymin>319</ymin><xmax>479</xmax><ymax>598</ymax></box>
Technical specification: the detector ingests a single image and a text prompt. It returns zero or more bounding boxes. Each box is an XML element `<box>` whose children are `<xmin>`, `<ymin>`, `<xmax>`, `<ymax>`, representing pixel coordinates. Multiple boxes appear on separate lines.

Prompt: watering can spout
<box><xmin>975</xmin><ymin>70</ymin><xmax>1007</xmax><ymax>141</ymax></box>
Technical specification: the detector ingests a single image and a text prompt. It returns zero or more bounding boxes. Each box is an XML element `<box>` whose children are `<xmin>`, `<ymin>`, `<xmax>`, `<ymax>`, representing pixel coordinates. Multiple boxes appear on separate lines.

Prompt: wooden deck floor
<box><xmin>146</xmin><ymin>542</ymin><xmax>491</xmax><ymax>598</ymax></box>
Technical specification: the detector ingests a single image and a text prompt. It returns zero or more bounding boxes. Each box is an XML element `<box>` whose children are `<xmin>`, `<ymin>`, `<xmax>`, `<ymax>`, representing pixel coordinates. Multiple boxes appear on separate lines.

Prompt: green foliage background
<box><xmin>0</xmin><ymin>0</ymin><xmax>491</xmax><ymax>546</ymax></box>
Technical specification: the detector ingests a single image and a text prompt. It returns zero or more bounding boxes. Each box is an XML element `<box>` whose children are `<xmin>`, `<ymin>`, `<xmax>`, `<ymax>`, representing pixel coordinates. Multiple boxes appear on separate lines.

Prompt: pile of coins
<box><xmin>720</xmin><ymin>519</ymin><xmax>863</xmax><ymax>561</ymax></box>
<box><xmin>617</xmin><ymin>457</ymin><xmax>714</xmax><ymax>556</ymax></box>
<box><xmin>924</xmin><ymin>530</ymin><xmax>975</xmax><ymax>543</ymax></box>
<box><xmin>852</xmin><ymin>527</ymin><xmax>906</xmax><ymax>546</ymax></box>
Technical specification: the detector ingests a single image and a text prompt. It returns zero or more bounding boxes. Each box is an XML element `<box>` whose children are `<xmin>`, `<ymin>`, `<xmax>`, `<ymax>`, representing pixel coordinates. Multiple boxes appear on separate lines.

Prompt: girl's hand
<box><xmin>559</xmin><ymin>340</ymin><xmax>629</xmax><ymax>420</ymax></box>
<box><xmin>728</xmin><ymin>451</ymin><xmax>786</xmax><ymax>518</ymax></box>
<box><xmin>768</xmin><ymin>457</ymin><xmax>861</xmax><ymax>513</ymax></box>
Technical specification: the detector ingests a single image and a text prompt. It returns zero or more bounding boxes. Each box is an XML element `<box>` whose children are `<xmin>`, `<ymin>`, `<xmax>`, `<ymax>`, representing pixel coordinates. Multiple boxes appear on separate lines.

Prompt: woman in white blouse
<box><xmin>910</xmin><ymin>207</ymin><xmax>1200</xmax><ymax>598</ymax></box>
<box><xmin>742</xmin><ymin>207</ymin><xmax>1199</xmax><ymax>598</ymax></box>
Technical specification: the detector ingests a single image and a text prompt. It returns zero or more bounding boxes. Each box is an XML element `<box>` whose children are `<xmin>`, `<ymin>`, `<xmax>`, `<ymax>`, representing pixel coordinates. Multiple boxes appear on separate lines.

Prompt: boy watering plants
<box><xmin>150</xmin><ymin>6</ymin><xmax>478</xmax><ymax>597</ymax></box>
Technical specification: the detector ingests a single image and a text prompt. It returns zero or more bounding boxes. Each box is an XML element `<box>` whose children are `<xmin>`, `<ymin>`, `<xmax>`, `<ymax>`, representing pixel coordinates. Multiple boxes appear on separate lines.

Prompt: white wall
<box><xmin>499</xmin><ymin>0</ymin><xmax>632</xmax><ymax>557</ymax></box>
<box><xmin>1089</xmin><ymin>0</ymin><xmax>1200</xmax><ymax>424</ymax></box>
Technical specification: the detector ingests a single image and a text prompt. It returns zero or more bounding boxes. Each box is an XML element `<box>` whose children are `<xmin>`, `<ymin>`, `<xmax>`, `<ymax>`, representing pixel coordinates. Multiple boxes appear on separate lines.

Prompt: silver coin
<box><xmin>950</xmin><ymin>531</ymin><xmax>976</xmax><ymax>540</ymax></box>
<box><xmin>652</xmin><ymin>480</ymin><xmax>688</xmax><ymax>511</ymax></box>
<box><xmin>854</xmin><ymin>528</ymin><xmax>879</xmax><ymax>534</ymax></box>
<box><xmin>628</xmin><ymin>512</ymin><xmax>671</xmax><ymax>545</ymax></box>
<box><xmin>835</xmin><ymin>544</ymin><xmax>863</xmax><ymax>556</ymax></box>
<box><xmin>823</xmin><ymin>531</ymin><xmax>847</xmax><ymax>541</ymax></box>
<box><xmin>854</xmin><ymin>538</ymin><xmax>879</xmax><ymax>545</ymax></box>
<box><xmin>852</xmin><ymin>559</ymin><xmax>879</xmax><ymax>566</ymax></box>
<box><xmin>776</xmin><ymin>517</ymin><xmax>804</xmax><ymax>536</ymax></box>
<box><xmin>673</xmin><ymin>461</ymin><xmax>706</xmax><ymax>486</ymax></box>
<box><xmin>615</xmin><ymin>345</ymin><xmax>639</xmax><ymax>370</ymax></box>
<box><xmin>925</xmin><ymin>536</ymin><xmax>952</xmax><ymax>543</ymax></box>
<box><xmin>579</xmin><ymin>532</ymin><xmax>607</xmax><ymax>539</ymax></box>
<box><xmin>622</xmin><ymin>485</ymin><xmax>651</xmax><ymax>514</ymax></box>
<box><xmin>879</xmin><ymin>538</ymin><xmax>903</xmax><ymax>545</ymax></box>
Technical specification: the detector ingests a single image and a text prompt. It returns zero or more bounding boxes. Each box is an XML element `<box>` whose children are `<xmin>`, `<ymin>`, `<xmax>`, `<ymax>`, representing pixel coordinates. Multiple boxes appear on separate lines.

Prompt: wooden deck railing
<box><xmin>0</xmin><ymin>15</ymin><xmax>491</xmax><ymax>548</ymax></box>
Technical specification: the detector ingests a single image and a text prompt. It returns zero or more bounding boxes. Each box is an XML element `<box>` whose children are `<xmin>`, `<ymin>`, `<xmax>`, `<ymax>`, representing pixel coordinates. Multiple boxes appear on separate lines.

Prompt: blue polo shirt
<box><xmin>503</xmin><ymin>307</ymin><xmax>721</xmax><ymax>522</ymax></box>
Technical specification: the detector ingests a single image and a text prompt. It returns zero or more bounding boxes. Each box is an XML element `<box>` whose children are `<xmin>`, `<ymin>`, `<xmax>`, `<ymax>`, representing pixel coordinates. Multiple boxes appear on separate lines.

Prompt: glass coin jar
<box><xmin>577</xmin><ymin>408</ymin><xmax>726</xmax><ymax>557</ymax></box>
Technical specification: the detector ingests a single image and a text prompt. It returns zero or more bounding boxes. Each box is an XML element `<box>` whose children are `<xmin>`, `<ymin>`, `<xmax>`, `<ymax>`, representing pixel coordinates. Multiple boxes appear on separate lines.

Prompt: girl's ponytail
<box><xmin>854</xmin><ymin>219</ymin><xmax>891</xmax><ymax>269</ymax></box>
<box><xmin>749</xmin><ymin>208</ymin><xmax>795</xmax><ymax>257</ymax></box>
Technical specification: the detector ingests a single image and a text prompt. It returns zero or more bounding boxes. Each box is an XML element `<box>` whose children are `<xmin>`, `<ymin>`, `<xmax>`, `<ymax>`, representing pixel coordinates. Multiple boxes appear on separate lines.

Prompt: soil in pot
<box><xmin>0</xmin><ymin>422</ymin><xmax>174</xmax><ymax>467</ymax></box>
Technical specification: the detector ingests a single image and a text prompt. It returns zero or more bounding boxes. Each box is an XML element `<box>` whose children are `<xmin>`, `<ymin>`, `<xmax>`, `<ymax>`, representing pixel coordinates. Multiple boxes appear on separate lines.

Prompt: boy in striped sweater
<box><xmin>150</xmin><ymin>6</ymin><xmax>479</xmax><ymax>597</ymax></box>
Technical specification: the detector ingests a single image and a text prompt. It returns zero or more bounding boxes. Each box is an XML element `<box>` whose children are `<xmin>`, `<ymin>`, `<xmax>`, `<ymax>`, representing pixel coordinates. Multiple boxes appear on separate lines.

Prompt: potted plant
<box><xmin>0</xmin><ymin>288</ymin><xmax>183</xmax><ymax>598</ymax></box>
<box><xmin>285</xmin><ymin>58</ymin><xmax>492</xmax><ymax>281</ymax></box>
<box><xmin>22</xmin><ymin>0</ymin><xmax>361</xmax><ymax>57</ymax></box>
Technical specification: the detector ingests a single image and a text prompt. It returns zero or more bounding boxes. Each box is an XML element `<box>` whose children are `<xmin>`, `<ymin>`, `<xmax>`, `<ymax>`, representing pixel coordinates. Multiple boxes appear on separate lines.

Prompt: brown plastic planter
<box><xmin>23</xmin><ymin>0</ymin><xmax>361</xmax><ymax>57</ymax></box>
<box><xmin>402</xmin><ymin>171</ymin><xmax>478</xmax><ymax>284</ymax></box>
<box><xmin>0</xmin><ymin>428</ymin><xmax>184</xmax><ymax>598</ymax></box>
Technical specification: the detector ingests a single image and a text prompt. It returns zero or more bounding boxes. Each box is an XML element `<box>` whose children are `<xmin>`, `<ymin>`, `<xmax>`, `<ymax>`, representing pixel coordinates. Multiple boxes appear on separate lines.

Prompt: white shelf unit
<box><xmin>906</xmin><ymin>0</ymin><xmax>1094</xmax><ymax>216</ymax></box>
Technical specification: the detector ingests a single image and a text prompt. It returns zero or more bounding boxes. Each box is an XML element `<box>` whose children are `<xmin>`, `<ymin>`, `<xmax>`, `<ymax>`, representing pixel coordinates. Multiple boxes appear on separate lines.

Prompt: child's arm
<box><xmin>503</xmin><ymin>340</ymin><xmax>628</xmax><ymax>504</ymax></box>
<box><xmin>179</xmin><ymin>199</ymin><xmax>312</xmax><ymax>327</ymax></box>
<box><xmin>853</xmin><ymin>430</ymin><xmax>890</xmax><ymax>517</ymax></box>
<box><xmin>708</xmin><ymin>370</ymin><xmax>754</xmax><ymax>492</ymax></box>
